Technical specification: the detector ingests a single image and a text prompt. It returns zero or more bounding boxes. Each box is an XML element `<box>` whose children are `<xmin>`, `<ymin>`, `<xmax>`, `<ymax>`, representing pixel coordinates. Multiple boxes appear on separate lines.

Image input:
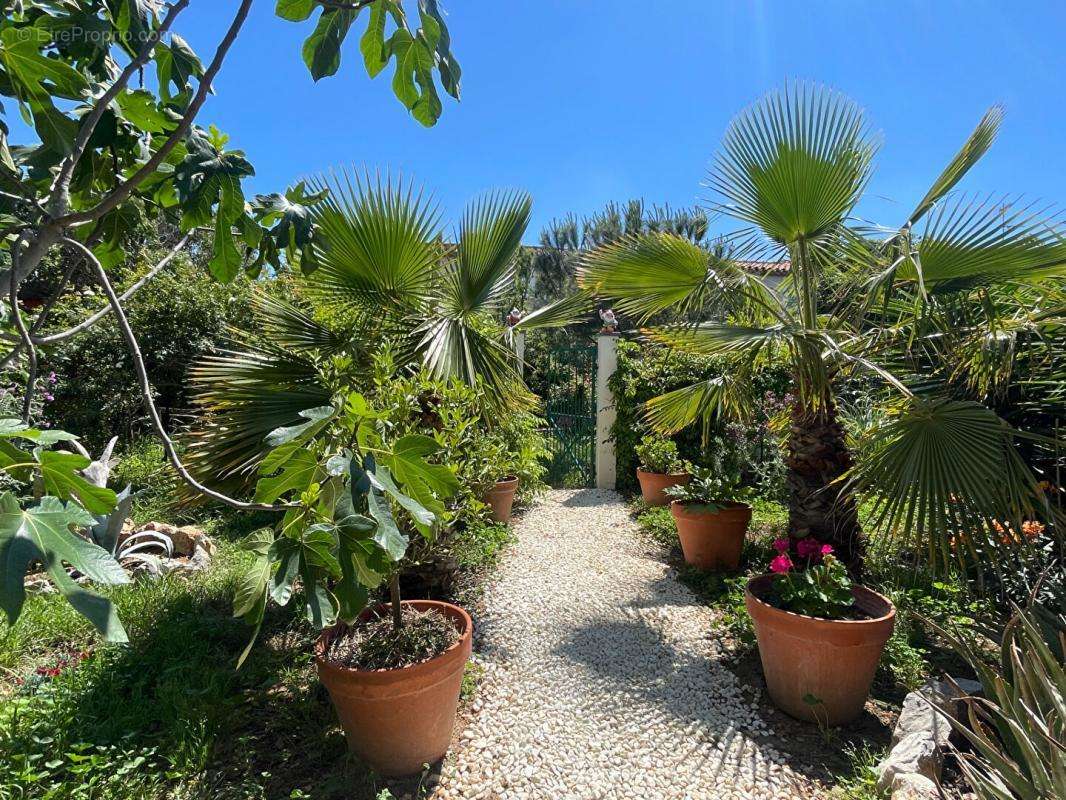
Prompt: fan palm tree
<box><xmin>181</xmin><ymin>173</ymin><xmax>585</xmax><ymax>494</ymax></box>
<box><xmin>579</xmin><ymin>84</ymin><xmax>1066</xmax><ymax>575</ymax></box>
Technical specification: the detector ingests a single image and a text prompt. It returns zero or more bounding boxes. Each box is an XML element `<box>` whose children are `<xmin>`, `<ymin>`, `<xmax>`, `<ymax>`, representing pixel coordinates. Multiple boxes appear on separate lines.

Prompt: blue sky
<box><xmin>19</xmin><ymin>1</ymin><xmax>1066</xmax><ymax>241</ymax></box>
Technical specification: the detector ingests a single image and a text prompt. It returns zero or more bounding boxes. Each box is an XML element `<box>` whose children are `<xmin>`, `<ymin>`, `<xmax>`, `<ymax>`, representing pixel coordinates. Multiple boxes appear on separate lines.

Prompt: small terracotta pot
<box><xmin>670</xmin><ymin>501</ymin><xmax>752</xmax><ymax>570</ymax></box>
<box><xmin>636</xmin><ymin>469</ymin><xmax>691</xmax><ymax>506</ymax></box>
<box><xmin>485</xmin><ymin>476</ymin><xmax>519</xmax><ymax>523</ymax></box>
<box><xmin>745</xmin><ymin>575</ymin><xmax>895</xmax><ymax>726</ymax></box>
<box><xmin>315</xmin><ymin>600</ymin><xmax>472</xmax><ymax>776</ymax></box>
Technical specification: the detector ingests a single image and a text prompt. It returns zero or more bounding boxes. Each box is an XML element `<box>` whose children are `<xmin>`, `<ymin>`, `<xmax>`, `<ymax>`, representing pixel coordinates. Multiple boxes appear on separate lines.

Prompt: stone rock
<box><xmin>890</xmin><ymin>772</ymin><xmax>939</xmax><ymax>800</ymax></box>
<box><xmin>891</xmin><ymin>680</ymin><xmax>959</xmax><ymax>749</ymax></box>
<box><xmin>878</xmin><ymin>732</ymin><xmax>941</xmax><ymax>791</ymax></box>
<box><xmin>173</xmin><ymin>525</ymin><xmax>214</xmax><ymax>557</ymax></box>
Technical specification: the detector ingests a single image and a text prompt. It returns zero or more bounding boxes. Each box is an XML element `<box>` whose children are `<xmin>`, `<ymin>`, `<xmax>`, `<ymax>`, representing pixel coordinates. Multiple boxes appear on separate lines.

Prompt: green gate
<box><xmin>542</xmin><ymin>342</ymin><xmax>597</xmax><ymax>487</ymax></box>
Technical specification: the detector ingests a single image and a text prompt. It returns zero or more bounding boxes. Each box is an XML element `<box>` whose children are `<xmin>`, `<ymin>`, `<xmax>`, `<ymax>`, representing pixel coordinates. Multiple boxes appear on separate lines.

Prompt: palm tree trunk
<box><xmin>786</xmin><ymin>399</ymin><xmax>864</xmax><ymax>576</ymax></box>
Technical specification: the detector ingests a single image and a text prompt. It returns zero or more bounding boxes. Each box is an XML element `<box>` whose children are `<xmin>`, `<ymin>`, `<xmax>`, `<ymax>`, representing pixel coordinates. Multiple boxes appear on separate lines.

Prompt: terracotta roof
<box><xmin>736</xmin><ymin>260</ymin><xmax>791</xmax><ymax>275</ymax></box>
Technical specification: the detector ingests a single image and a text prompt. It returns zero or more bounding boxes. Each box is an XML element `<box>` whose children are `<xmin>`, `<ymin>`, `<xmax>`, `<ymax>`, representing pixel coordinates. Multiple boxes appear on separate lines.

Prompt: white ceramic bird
<box><xmin>599</xmin><ymin>308</ymin><xmax>618</xmax><ymax>333</ymax></box>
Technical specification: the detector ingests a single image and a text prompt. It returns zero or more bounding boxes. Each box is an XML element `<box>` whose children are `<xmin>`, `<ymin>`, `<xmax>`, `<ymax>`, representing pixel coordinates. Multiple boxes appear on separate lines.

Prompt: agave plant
<box><xmin>182</xmin><ymin>174</ymin><xmax>585</xmax><ymax>495</ymax></box>
<box><xmin>936</xmin><ymin>607</ymin><xmax>1065</xmax><ymax>800</ymax></box>
<box><xmin>578</xmin><ymin>84</ymin><xmax>1065</xmax><ymax>573</ymax></box>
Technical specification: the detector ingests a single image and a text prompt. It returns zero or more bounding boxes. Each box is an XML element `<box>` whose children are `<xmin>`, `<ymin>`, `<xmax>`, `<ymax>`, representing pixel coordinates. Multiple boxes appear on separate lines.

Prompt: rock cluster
<box><xmin>116</xmin><ymin>521</ymin><xmax>215</xmax><ymax>578</ymax></box>
<box><xmin>876</xmin><ymin>678</ymin><xmax>982</xmax><ymax>799</ymax></box>
<box><xmin>432</xmin><ymin>489</ymin><xmax>813</xmax><ymax>800</ymax></box>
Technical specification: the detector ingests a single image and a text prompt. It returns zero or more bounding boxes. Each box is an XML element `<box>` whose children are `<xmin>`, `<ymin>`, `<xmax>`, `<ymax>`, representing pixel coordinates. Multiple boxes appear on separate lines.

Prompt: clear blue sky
<box><xmin>27</xmin><ymin>1</ymin><xmax>1066</xmax><ymax>241</ymax></box>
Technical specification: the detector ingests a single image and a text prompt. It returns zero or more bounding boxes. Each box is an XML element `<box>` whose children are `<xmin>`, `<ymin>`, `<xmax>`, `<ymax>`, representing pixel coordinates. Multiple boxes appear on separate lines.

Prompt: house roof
<box><xmin>736</xmin><ymin>260</ymin><xmax>791</xmax><ymax>276</ymax></box>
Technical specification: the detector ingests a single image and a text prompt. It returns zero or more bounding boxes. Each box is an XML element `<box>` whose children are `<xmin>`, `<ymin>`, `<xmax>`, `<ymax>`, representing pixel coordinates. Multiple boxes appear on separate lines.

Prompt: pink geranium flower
<box><xmin>820</xmin><ymin>544</ymin><xmax>834</xmax><ymax>556</ymax></box>
<box><xmin>796</xmin><ymin>537</ymin><xmax>822</xmax><ymax>558</ymax></box>
<box><xmin>772</xmin><ymin>537</ymin><xmax>790</xmax><ymax>553</ymax></box>
<box><xmin>769</xmin><ymin>554</ymin><xmax>793</xmax><ymax>574</ymax></box>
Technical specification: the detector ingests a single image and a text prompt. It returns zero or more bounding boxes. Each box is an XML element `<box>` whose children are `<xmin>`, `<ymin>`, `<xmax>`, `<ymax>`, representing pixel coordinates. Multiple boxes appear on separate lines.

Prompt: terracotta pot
<box><xmin>315</xmin><ymin>600</ymin><xmax>472</xmax><ymax>776</ymax></box>
<box><xmin>636</xmin><ymin>469</ymin><xmax>691</xmax><ymax>506</ymax></box>
<box><xmin>670</xmin><ymin>501</ymin><xmax>752</xmax><ymax>570</ymax></box>
<box><xmin>485</xmin><ymin>476</ymin><xmax>519</xmax><ymax>523</ymax></box>
<box><xmin>745</xmin><ymin>575</ymin><xmax>895</xmax><ymax>726</ymax></box>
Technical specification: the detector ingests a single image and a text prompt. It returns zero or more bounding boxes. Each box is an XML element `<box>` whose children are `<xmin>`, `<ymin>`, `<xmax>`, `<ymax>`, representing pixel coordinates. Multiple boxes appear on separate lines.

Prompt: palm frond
<box><xmin>443</xmin><ymin>190</ymin><xmax>531</xmax><ymax>316</ymax></box>
<box><xmin>416</xmin><ymin>316</ymin><xmax>535</xmax><ymax>410</ymax></box>
<box><xmin>643</xmin><ymin>364</ymin><xmax>755</xmax><ymax>434</ymax></box>
<box><xmin>182</xmin><ymin>345</ymin><xmax>332</xmax><ymax>492</ymax></box>
<box><xmin>512</xmin><ymin>289</ymin><xmax>595</xmax><ymax>331</ymax></box>
<box><xmin>847</xmin><ymin>398</ymin><xmax>1051</xmax><ymax>573</ymax></box>
<box><xmin>576</xmin><ymin>233</ymin><xmax>739</xmax><ymax>321</ymax></box>
<box><xmin>251</xmin><ymin>292</ymin><xmax>351</xmax><ymax>355</ymax></box>
<box><xmin>709</xmin><ymin>83</ymin><xmax>876</xmax><ymax>245</ymax></box>
<box><xmin>646</xmin><ymin>322</ymin><xmax>790</xmax><ymax>357</ymax></box>
<box><xmin>908</xmin><ymin>194</ymin><xmax>1066</xmax><ymax>290</ymax></box>
<box><xmin>304</xmin><ymin>170</ymin><xmax>441</xmax><ymax>314</ymax></box>
<box><xmin>908</xmin><ymin>106</ymin><xmax>1004</xmax><ymax>227</ymax></box>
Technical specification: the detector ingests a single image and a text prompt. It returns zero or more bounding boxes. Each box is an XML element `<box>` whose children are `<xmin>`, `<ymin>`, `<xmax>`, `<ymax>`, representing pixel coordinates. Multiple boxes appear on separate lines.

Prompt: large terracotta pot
<box><xmin>636</xmin><ymin>468</ymin><xmax>691</xmax><ymax>506</ymax></box>
<box><xmin>670</xmin><ymin>501</ymin><xmax>752</xmax><ymax>570</ymax></box>
<box><xmin>315</xmin><ymin>600</ymin><xmax>472</xmax><ymax>776</ymax></box>
<box><xmin>485</xmin><ymin>476</ymin><xmax>519</xmax><ymax>523</ymax></box>
<box><xmin>745</xmin><ymin>575</ymin><xmax>895</xmax><ymax>726</ymax></box>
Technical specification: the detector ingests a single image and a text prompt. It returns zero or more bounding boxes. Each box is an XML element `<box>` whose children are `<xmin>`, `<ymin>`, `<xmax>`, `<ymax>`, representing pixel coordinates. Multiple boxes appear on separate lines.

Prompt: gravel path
<box><xmin>435</xmin><ymin>489</ymin><xmax>814</xmax><ymax>800</ymax></box>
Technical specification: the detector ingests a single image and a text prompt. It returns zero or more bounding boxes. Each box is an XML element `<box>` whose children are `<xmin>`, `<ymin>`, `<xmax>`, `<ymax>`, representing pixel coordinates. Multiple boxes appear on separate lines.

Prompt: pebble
<box><xmin>433</xmin><ymin>490</ymin><xmax>816</xmax><ymax>799</ymax></box>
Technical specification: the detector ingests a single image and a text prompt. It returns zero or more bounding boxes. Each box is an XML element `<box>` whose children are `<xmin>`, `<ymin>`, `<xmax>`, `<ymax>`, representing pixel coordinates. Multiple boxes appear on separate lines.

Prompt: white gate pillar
<box><xmin>514</xmin><ymin>330</ymin><xmax>526</xmax><ymax>376</ymax></box>
<box><xmin>595</xmin><ymin>334</ymin><xmax>618</xmax><ymax>490</ymax></box>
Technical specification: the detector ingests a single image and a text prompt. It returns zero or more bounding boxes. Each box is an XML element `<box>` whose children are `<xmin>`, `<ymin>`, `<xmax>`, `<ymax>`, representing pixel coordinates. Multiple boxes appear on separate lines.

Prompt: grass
<box><xmin>0</xmin><ymin>531</ymin><xmax>383</xmax><ymax>799</ymax></box>
<box><xmin>0</xmin><ymin>498</ymin><xmax>517</xmax><ymax>800</ymax></box>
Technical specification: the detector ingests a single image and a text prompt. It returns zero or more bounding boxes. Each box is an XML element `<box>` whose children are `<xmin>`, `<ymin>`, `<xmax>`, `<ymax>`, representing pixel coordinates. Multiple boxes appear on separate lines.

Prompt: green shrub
<box><xmin>609</xmin><ymin>339</ymin><xmax>788</xmax><ymax>496</ymax></box>
<box><xmin>43</xmin><ymin>252</ymin><xmax>254</xmax><ymax>449</ymax></box>
<box><xmin>369</xmin><ymin>358</ymin><xmax>548</xmax><ymax>534</ymax></box>
<box><xmin>634</xmin><ymin>434</ymin><xmax>685</xmax><ymax>473</ymax></box>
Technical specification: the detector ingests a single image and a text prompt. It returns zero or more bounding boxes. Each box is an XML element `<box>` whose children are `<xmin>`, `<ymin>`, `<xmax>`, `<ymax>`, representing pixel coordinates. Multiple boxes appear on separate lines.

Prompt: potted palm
<box><xmin>745</xmin><ymin>539</ymin><xmax>895</xmax><ymax>725</ymax></box>
<box><xmin>634</xmin><ymin>434</ymin><xmax>690</xmax><ymax>506</ymax></box>
<box><xmin>233</xmin><ymin>394</ymin><xmax>470</xmax><ymax>776</ymax></box>
<box><xmin>665</xmin><ymin>471</ymin><xmax>754</xmax><ymax>570</ymax></box>
<box><xmin>579</xmin><ymin>84</ymin><xmax>1055</xmax><ymax>583</ymax></box>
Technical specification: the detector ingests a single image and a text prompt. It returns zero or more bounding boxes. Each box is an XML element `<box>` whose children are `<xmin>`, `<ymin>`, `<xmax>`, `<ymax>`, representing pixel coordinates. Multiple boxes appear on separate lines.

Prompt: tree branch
<box><xmin>7</xmin><ymin>237</ymin><xmax>38</xmax><ymax>423</ymax></box>
<box><xmin>61</xmin><ymin>236</ymin><xmax>290</xmax><ymax>512</ymax></box>
<box><xmin>54</xmin><ymin>0</ymin><xmax>254</xmax><ymax>227</ymax></box>
<box><xmin>33</xmin><ymin>232</ymin><xmax>192</xmax><ymax>345</ymax></box>
<box><xmin>49</xmin><ymin>0</ymin><xmax>192</xmax><ymax>215</ymax></box>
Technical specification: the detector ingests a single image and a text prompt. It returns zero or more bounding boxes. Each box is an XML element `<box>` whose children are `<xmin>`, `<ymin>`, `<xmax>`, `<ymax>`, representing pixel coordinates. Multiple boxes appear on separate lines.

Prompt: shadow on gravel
<box><xmin>555</xmin><ymin>614</ymin><xmax>891</xmax><ymax>792</ymax></box>
<box><xmin>559</xmin><ymin>489</ymin><xmax>616</xmax><ymax>508</ymax></box>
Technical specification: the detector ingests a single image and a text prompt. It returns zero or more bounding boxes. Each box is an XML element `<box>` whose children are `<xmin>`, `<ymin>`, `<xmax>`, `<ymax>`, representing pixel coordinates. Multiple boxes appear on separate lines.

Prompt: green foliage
<box><xmin>610</xmin><ymin>339</ymin><xmax>788</xmax><ymax>495</ymax></box>
<box><xmin>664</xmin><ymin>468</ymin><xmax>755</xmax><ymax>511</ymax></box>
<box><xmin>0</xmin><ymin>418</ymin><xmax>130</xmax><ymax>641</ymax></box>
<box><xmin>43</xmin><ymin>243</ymin><xmax>254</xmax><ymax>448</ymax></box>
<box><xmin>0</xmin><ymin>538</ymin><xmax>382</xmax><ymax>799</ymax></box>
<box><xmin>633</xmin><ymin>434</ymin><xmax>684</xmax><ymax>474</ymax></box>
<box><xmin>1</xmin><ymin>1</ymin><xmax>463</xmax><ymax>288</ymax></box>
<box><xmin>938</xmin><ymin>608</ymin><xmax>1065</xmax><ymax>800</ymax></box>
<box><xmin>771</xmin><ymin>553</ymin><xmax>855</xmax><ymax>620</ymax></box>
<box><xmin>369</xmin><ymin>362</ymin><xmax>547</xmax><ymax>531</ymax></box>
<box><xmin>583</xmin><ymin>82</ymin><xmax>1065</xmax><ymax>584</ymax></box>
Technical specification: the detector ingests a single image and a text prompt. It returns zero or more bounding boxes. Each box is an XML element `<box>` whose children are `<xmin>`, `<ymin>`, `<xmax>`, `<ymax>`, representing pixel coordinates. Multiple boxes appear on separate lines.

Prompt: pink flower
<box><xmin>796</xmin><ymin>538</ymin><xmax>822</xmax><ymax>558</ymax></box>
<box><xmin>820</xmin><ymin>544</ymin><xmax>834</xmax><ymax>556</ymax></box>
<box><xmin>772</xmin><ymin>537</ymin><xmax>790</xmax><ymax>553</ymax></box>
<box><xmin>770</xmin><ymin>554</ymin><xmax>793</xmax><ymax>574</ymax></box>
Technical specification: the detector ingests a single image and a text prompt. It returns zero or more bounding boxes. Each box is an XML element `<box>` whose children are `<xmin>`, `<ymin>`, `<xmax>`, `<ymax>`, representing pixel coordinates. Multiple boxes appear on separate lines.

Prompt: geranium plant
<box><xmin>233</xmin><ymin>389</ymin><xmax>460</xmax><ymax>665</ymax></box>
<box><xmin>664</xmin><ymin>470</ymin><xmax>754</xmax><ymax>512</ymax></box>
<box><xmin>634</xmin><ymin>435</ymin><xmax>685</xmax><ymax>474</ymax></box>
<box><xmin>768</xmin><ymin>537</ymin><xmax>854</xmax><ymax>619</ymax></box>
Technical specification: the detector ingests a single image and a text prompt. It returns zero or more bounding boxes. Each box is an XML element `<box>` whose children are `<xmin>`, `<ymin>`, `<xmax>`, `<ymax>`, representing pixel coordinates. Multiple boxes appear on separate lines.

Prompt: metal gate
<box><xmin>542</xmin><ymin>342</ymin><xmax>597</xmax><ymax>487</ymax></box>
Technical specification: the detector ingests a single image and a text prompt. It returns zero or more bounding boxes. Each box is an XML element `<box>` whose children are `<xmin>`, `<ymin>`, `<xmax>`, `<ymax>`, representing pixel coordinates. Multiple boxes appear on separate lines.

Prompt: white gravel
<box><xmin>434</xmin><ymin>489</ymin><xmax>814</xmax><ymax>800</ymax></box>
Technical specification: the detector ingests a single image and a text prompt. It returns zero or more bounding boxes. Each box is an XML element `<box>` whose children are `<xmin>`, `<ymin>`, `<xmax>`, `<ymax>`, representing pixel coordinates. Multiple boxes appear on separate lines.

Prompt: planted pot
<box><xmin>315</xmin><ymin>600</ymin><xmax>472</xmax><ymax>776</ymax></box>
<box><xmin>670</xmin><ymin>500</ymin><xmax>752</xmax><ymax>570</ymax></box>
<box><xmin>485</xmin><ymin>476</ymin><xmax>519</xmax><ymax>523</ymax></box>
<box><xmin>636</xmin><ymin>469</ymin><xmax>691</xmax><ymax>506</ymax></box>
<box><xmin>745</xmin><ymin>575</ymin><xmax>895</xmax><ymax>726</ymax></box>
